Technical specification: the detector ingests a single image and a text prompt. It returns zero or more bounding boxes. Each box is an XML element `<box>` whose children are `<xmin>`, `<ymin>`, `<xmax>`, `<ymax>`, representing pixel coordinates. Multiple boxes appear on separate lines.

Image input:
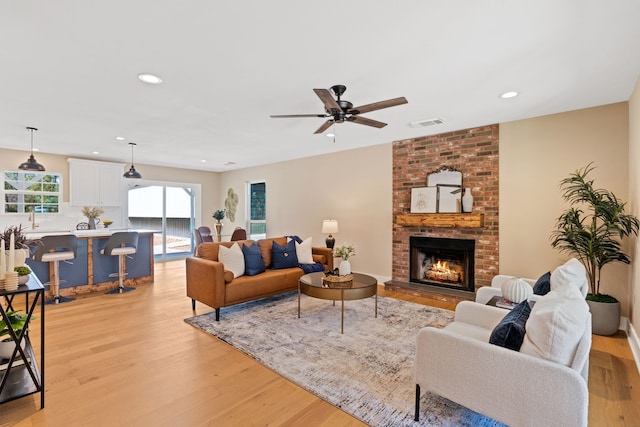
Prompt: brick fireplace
<box><xmin>387</xmin><ymin>124</ymin><xmax>499</xmax><ymax>296</ymax></box>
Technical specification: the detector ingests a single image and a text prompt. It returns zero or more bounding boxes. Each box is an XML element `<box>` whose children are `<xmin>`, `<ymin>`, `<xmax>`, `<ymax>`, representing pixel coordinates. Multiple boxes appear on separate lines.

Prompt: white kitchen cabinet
<box><xmin>68</xmin><ymin>159</ymin><xmax>125</xmax><ymax>206</ymax></box>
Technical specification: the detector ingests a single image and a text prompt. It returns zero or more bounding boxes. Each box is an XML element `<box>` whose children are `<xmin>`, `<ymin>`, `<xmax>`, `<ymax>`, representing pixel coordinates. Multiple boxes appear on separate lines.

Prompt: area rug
<box><xmin>185</xmin><ymin>292</ymin><xmax>506</xmax><ymax>426</ymax></box>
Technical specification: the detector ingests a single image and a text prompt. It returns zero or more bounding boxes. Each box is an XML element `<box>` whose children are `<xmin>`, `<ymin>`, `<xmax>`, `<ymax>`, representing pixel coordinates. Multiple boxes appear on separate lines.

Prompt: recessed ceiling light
<box><xmin>115</xmin><ymin>136</ymin><xmax>125</xmax><ymax>141</ymax></box>
<box><xmin>32</xmin><ymin>148</ymin><xmax>39</xmax><ymax>152</ymax></box>
<box><xmin>224</xmin><ymin>161</ymin><xmax>236</xmax><ymax>166</ymax></box>
<box><xmin>500</xmin><ymin>91</ymin><xmax>519</xmax><ymax>99</ymax></box>
<box><xmin>137</xmin><ymin>73</ymin><xmax>163</xmax><ymax>85</ymax></box>
<box><xmin>92</xmin><ymin>151</ymin><xmax>100</xmax><ymax>155</ymax></box>
<box><xmin>326</xmin><ymin>133</ymin><xmax>335</xmax><ymax>138</ymax></box>
<box><xmin>200</xmin><ymin>159</ymin><xmax>206</xmax><ymax>163</ymax></box>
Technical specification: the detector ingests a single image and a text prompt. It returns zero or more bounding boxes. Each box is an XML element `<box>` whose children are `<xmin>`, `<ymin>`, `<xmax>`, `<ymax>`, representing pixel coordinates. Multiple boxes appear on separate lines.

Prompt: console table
<box><xmin>0</xmin><ymin>274</ymin><xmax>45</xmax><ymax>408</ymax></box>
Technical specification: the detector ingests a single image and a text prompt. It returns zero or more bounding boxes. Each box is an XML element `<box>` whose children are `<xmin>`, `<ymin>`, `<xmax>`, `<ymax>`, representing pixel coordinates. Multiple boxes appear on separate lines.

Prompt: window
<box><xmin>2</xmin><ymin>171</ymin><xmax>62</xmax><ymax>214</ymax></box>
<box><xmin>247</xmin><ymin>181</ymin><xmax>266</xmax><ymax>239</ymax></box>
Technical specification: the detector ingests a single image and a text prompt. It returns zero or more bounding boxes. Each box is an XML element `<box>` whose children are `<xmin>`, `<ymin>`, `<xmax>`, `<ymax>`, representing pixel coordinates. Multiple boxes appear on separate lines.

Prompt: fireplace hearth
<box><xmin>409</xmin><ymin>236</ymin><xmax>475</xmax><ymax>293</ymax></box>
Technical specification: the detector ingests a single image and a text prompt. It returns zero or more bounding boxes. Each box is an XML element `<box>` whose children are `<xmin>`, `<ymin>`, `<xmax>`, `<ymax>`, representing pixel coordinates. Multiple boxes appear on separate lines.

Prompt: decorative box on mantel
<box><xmin>396</xmin><ymin>213</ymin><xmax>484</xmax><ymax>228</ymax></box>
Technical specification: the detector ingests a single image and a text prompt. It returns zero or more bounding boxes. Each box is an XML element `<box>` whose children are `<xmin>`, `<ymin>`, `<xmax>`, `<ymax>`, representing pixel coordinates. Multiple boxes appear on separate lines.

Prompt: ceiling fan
<box><xmin>270</xmin><ymin>84</ymin><xmax>408</xmax><ymax>134</ymax></box>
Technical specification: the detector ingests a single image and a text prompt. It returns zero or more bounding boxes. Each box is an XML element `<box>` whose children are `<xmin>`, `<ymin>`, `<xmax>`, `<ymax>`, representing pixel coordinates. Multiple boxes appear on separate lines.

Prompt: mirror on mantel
<box><xmin>402</xmin><ymin>166</ymin><xmax>483</xmax><ymax>228</ymax></box>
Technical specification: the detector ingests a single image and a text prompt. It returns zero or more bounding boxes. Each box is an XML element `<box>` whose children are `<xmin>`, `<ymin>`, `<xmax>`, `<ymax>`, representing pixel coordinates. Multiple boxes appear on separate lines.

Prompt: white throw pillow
<box><xmin>520</xmin><ymin>283</ymin><xmax>589</xmax><ymax>366</ymax></box>
<box><xmin>550</xmin><ymin>258</ymin><xmax>588</xmax><ymax>297</ymax></box>
<box><xmin>295</xmin><ymin>237</ymin><xmax>314</xmax><ymax>264</ymax></box>
<box><xmin>218</xmin><ymin>243</ymin><xmax>245</xmax><ymax>279</ymax></box>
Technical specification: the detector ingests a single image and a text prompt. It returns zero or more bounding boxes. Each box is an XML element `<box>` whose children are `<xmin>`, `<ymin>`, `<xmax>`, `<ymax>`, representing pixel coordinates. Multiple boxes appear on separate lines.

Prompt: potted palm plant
<box><xmin>551</xmin><ymin>163</ymin><xmax>639</xmax><ymax>335</ymax></box>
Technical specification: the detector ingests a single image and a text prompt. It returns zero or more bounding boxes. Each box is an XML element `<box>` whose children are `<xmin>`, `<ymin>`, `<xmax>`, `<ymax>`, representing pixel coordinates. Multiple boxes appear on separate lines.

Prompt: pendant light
<box><xmin>18</xmin><ymin>127</ymin><xmax>46</xmax><ymax>171</ymax></box>
<box><xmin>123</xmin><ymin>142</ymin><xmax>142</xmax><ymax>179</ymax></box>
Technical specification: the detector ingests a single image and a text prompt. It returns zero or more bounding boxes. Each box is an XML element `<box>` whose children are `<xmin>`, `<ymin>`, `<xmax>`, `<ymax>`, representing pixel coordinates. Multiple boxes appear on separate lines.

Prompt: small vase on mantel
<box><xmin>462</xmin><ymin>188</ymin><xmax>474</xmax><ymax>213</ymax></box>
<box><xmin>339</xmin><ymin>259</ymin><xmax>351</xmax><ymax>275</ymax></box>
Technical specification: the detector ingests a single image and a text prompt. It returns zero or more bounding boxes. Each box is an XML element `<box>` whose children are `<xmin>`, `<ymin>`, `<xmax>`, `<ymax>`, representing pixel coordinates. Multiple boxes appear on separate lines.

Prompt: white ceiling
<box><xmin>1</xmin><ymin>1</ymin><xmax>639</xmax><ymax>172</ymax></box>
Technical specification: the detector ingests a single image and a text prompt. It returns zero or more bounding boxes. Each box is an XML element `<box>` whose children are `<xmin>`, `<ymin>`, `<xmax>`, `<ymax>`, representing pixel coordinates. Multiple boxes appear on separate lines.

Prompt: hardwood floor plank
<box><xmin>1</xmin><ymin>260</ymin><xmax>638</xmax><ymax>426</ymax></box>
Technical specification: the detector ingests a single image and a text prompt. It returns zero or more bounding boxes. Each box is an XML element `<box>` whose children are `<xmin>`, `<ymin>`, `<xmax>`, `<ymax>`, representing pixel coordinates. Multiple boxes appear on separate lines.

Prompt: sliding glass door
<box><xmin>128</xmin><ymin>183</ymin><xmax>195</xmax><ymax>260</ymax></box>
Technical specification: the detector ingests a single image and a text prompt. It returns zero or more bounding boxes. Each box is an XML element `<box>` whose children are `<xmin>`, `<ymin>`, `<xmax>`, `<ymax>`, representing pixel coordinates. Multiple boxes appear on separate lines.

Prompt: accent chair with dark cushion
<box><xmin>415</xmin><ymin>258</ymin><xmax>592</xmax><ymax>427</ymax></box>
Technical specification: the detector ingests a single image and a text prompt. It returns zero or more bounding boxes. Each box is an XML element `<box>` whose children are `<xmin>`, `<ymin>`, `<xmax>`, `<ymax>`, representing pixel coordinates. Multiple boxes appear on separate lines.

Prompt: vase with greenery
<box><xmin>82</xmin><ymin>206</ymin><xmax>104</xmax><ymax>230</ymax></box>
<box><xmin>0</xmin><ymin>310</ymin><xmax>29</xmax><ymax>360</ymax></box>
<box><xmin>212</xmin><ymin>209</ymin><xmax>225</xmax><ymax>237</ymax></box>
<box><xmin>15</xmin><ymin>265</ymin><xmax>31</xmax><ymax>285</ymax></box>
<box><xmin>2</xmin><ymin>225</ymin><xmax>28</xmax><ymax>250</ymax></box>
<box><xmin>2</xmin><ymin>225</ymin><xmax>29</xmax><ymax>268</ymax></box>
<box><xmin>550</xmin><ymin>163</ymin><xmax>639</xmax><ymax>334</ymax></box>
<box><xmin>334</xmin><ymin>243</ymin><xmax>356</xmax><ymax>275</ymax></box>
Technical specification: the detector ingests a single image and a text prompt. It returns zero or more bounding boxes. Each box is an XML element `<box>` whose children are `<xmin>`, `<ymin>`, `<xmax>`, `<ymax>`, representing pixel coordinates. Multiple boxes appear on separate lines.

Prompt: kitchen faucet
<box><xmin>29</xmin><ymin>211</ymin><xmax>38</xmax><ymax>230</ymax></box>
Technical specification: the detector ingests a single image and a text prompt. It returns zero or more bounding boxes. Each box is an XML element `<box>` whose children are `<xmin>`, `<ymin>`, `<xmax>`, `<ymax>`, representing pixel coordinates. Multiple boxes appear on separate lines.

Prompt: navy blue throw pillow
<box><xmin>489</xmin><ymin>300</ymin><xmax>532</xmax><ymax>351</ymax></box>
<box><xmin>271</xmin><ymin>239</ymin><xmax>298</xmax><ymax>269</ymax></box>
<box><xmin>532</xmin><ymin>271</ymin><xmax>551</xmax><ymax>295</ymax></box>
<box><xmin>242</xmin><ymin>242</ymin><xmax>265</xmax><ymax>276</ymax></box>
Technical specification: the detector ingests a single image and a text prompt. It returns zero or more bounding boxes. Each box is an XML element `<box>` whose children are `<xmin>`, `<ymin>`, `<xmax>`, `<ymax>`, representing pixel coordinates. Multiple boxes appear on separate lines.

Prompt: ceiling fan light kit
<box><xmin>270</xmin><ymin>84</ymin><xmax>407</xmax><ymax>134</ymax></box>
<box><xmin>18</xmin><ymin>127</ymin><xmax>46</xmax><ymax>171</ymax></box>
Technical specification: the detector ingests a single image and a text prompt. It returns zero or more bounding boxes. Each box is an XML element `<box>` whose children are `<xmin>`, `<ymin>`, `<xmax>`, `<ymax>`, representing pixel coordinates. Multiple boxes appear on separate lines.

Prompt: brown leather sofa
<box><xmin>186</xmin><ymin>237</ymin><xmax>333</xmax><ymax>320</ymax></box>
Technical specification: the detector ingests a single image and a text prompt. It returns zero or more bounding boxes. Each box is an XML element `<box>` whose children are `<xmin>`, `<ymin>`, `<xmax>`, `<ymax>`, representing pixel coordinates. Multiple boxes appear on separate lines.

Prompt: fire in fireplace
<box><xmin>409</xmin><ymin>236</ymin><xmax>475</xmax><ymax>292</ymax></box>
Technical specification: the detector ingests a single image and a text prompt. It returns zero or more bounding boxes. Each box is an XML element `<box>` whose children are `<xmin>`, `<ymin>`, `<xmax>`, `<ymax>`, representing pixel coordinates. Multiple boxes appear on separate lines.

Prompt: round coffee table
<box><xmin>298</xmin><ymin>271</ymin><xmax>378</xmax><ymax>334</ymax></box>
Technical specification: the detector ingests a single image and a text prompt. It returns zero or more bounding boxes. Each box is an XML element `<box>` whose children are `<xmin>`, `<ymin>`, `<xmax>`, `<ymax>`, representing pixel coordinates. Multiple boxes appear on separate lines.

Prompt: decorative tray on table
<box><xmin>322</xmin><ymin>270</ymin><xmax>353</xmax><ymax>288</ymax></box>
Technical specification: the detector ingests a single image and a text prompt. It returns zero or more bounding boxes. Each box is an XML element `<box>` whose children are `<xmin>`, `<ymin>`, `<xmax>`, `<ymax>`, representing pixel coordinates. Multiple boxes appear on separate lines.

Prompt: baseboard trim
<box><xmin>626</xmin><ymin>319</ymin><xmax>640</xmax><ymax>375</ymax></box>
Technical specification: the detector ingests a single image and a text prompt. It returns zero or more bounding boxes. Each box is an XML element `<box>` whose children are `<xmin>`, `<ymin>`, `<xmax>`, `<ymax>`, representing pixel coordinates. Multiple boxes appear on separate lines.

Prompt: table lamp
<box><xmin>322</xmin><ymin>220</ymin><xmax>339</xmax><ymax>249</ymax></box>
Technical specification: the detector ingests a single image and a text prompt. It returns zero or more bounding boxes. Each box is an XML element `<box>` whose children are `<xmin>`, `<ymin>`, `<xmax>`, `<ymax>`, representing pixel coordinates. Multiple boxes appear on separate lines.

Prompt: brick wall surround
<box><xmin>391</xmin><ymin>124</ymin><xmax>499</xmax><ymax>290</ymax></box>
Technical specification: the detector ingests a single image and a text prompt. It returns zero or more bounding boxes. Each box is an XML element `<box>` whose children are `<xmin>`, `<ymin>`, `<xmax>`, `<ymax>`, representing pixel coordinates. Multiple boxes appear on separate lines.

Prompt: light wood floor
<box><xmin>1</xmin><ymin>260</ymin><xmax>638</xmax><ymax>426</ymax></box>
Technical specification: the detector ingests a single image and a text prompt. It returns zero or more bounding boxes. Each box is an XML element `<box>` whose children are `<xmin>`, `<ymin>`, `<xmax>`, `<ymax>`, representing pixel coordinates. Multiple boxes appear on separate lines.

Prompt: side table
<box><xmin>0</xmin><ymin>273</ymin><xmax>45</xmax><ymax>408</ymax></box>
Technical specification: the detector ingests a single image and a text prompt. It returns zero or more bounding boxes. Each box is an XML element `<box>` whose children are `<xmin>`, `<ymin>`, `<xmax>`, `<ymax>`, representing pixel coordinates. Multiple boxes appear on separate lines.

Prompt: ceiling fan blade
<box><xmin>347</xmin><ymin>115</ymin><xmax>387</xmax><ymax>129</ymax></box>
<box><xmin>313</xmin><ymin>88</ymin><xmax>342</xmax><ymax>112</ymax></box>
<box><xmin>348</xmin><ymin>96</ymin><xmax>408</xmax><ymax>115</ymax></box>
<box><xmin>270</xmin><ymin>114</ymin><xmax>326</xmax><ymax>118</ymax></box>
<box><xmin>314</xmin><ymin>120</ymin><xmax>334</xmax><ymax>134</ymax></box>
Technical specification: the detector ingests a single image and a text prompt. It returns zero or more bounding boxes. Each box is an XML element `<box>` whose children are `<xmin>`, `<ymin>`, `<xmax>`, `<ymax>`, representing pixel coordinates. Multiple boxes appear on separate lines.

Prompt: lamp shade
<box><xmin>321</xmin><ymin>220</ymin><xmax>339</xmax><ymax>234</ymax></box>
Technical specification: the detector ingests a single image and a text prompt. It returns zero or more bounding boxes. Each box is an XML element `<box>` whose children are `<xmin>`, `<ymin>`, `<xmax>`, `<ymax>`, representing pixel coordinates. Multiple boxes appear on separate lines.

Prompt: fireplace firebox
<box><xmin>409</xmin><ymin>236</ymin><xmax>475</xmax><ymax>292</ymax></box>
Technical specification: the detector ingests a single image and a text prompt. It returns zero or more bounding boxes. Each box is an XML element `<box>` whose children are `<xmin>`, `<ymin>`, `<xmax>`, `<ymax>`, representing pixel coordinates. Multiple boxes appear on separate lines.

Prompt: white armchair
<box><xmin>416</xmin><ymin>259</ymin><xmax>592</xmax><ymax>425</ymax></box>
<box><xmin>414</xmin><ymin>299</ymin><xmax>591</xmax><ymax>427</ymax></box>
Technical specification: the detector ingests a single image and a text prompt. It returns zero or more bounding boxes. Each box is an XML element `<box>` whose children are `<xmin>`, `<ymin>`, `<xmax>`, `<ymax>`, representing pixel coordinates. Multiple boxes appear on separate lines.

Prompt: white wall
<box><xmin>219</xmin><ymin>144</ymin><xmax>393</xmax><ymax>281</ymax></box>
<box><xmin>500</xmin><ymin>102</ymin><xmax>631</xmax><ymax>314</ymax></box>
<box><xmin>629</xmin><ymin>76</ymin><xmax>640</xmax><ymax>344</ymax></box>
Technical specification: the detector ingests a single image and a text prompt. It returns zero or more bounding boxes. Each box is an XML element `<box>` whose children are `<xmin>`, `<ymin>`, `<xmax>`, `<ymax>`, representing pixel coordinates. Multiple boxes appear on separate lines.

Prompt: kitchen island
<box><xmin>24</xmin><ymin>229</ymin><xmax>157</xmax><ymax>297</ymax></box>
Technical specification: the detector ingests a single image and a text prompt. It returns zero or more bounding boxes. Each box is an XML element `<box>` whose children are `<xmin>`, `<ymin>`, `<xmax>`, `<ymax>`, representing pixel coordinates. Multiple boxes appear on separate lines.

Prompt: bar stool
<box><xmin>101</xmin><ymin>232</ymin><xmax>139</xmax><ymax>294</ymax></box>
<box><xmin>33</xmin><ymin>234</ymin><xmax>78</xmax><ymax>305</ymax></box>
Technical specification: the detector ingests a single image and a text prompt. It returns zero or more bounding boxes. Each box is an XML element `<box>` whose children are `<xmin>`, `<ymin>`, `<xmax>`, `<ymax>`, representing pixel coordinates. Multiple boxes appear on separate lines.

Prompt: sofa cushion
<box><xmin>533</xmin><ymin>271</ymin><xmax>551</xmax><ymax>295</ymax></box>
<box><xmin>218</xmin><ymin>242</ymin><xmax>245</xmax><ymax>279</ymax></box>
<box><xmin>489</xmin><ymin>300</ymin><xmax>531</xmax><ymax>351</ymax></box>
<box><xmin>272</xmin><ymin>239</ymin><xmax>299</xmax><ymax>269</ymax></box>
<box><xmin>550</xmin><ymin>258</ymin><xmax>588</xmax><ymax>297</ymax></box>
<box><xmin>313</xmin><ymin>253</ymin><xmax>327</xmax><ymax>265</ymax></box>
<box><xmin>223</xmin><ymin>270</ymin><xmax>234</xmax><ymax>283</ymax></box>
<box><xmin>520</xmin><ymin>282</ymin><xmax>589</xmax><ymax>366</ymax></box>
<box><xmin>242</xmin><ymin>242</ymin><xmax>266</xmax><ymax>276</ymax></box>
<box><xmin>198</xmin><ymin>241</ymin><xmax>245</xmax><ymax>262</ymax></box>
<box><xmin>295</xmin><ymin>236</ymin><xmax>314</xmax><ymax>264</ymax></box>
<box><xmin>257</xmin><ymin>237</ymin><xmax>287</xmax><ymax>268</ymax></box>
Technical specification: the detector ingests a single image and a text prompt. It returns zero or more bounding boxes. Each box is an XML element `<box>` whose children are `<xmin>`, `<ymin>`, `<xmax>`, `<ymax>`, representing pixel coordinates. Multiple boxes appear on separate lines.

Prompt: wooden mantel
<box><xmin>396</xmin><ymin>213</ymin><xmax>484</xmax><ymax>228</ymax></box>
